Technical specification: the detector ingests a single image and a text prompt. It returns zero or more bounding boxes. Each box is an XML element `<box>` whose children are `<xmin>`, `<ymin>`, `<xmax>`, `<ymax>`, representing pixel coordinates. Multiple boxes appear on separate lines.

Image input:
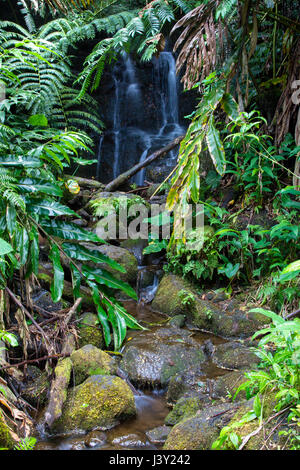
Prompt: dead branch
<box><xmin>104</xmin><ymin>135</ymin><xmax>185</xmax><ymax>192</ymax></box>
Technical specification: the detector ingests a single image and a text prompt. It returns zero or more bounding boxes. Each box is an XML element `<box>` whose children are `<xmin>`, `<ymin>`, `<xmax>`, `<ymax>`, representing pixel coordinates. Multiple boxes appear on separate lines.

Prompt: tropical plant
<box><xmin>212</xmin><ymin>308</ymin><xmax>300</xmax><ymax>450</ymax></box>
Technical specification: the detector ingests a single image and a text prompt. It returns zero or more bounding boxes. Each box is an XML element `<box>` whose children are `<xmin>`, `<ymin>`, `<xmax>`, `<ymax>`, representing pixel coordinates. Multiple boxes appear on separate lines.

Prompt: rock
<box><xmin>152</xmin><ymin>274</ymin><xmax>270</xmax><ymax>338</ymax></box>
<box><xmin>146</xmin><ymin>425</ymin><xmax>172</xmax><ymax>445</ymax></box>
<box><xmin>84</xmin><ymin>430</ymin><xmax>107</xmax><ymax>448</ymax></box>
<box><xmin>208</xmin><ymin>371</ymin><xmax>248</xmax><ymax>400</ymax></box>
<box><xmin>91</xmin><ymin>244</ymin><xmax>138</xmax><ymax>284</ymax></box>
<box><xmin>44</xmin><ymin>357</ymin><xmax>73</xmax><ymax>428</ymax></box>
<box><xmin>168</xmin><ymin>315</ymin><xmax>186</xmax><ymax>328</ymax></box>
<box><xmin>212</xmin><ymin>342</ymin><xmax>260</xmax><ymax>370</ymax></box>
<box><xmin>111</xmin><ymin>433</ymin><xmax>147</xmax><ymax>448</ymax></box>
<box><xmin>53</xmin><ymin>375</ymin><xmax>136</xmax><ymax>433</ymax></box>
<box><xmin>70</xmin><ymin>345</ymin><xmax>117</xmax><ymax>385</ymax></box>
<box><xmin>165</xmin><ymin>395</ymin><xmax>207</xmax><ymax>426</ymax></box>
<box><xmin>120</xmin><ymin>327</ymin><xmax>206</xmax><ymax>387</ymax></box>
<box><xmin>78</xmin><ymin>312</ymin><xmax>104</xmax><ymax>349</ymax></box>
<box><xmin>151</xmin><ymin>274</ymin><xmax>191</xmax><ymax>316</ymax></box>
<box><xmin>0</xmin><ymin>412</ymin><xmax>15</xmax><ymax>449</ymax></box>
<box><xmin>163</xmin><ymin>401</ymin><xmax>243</xmax><ymax>450</ymax></box>
<box><xmin>166</xmin><ymin>374</ymin><xmax>207</xmax><ymax>404</ymax></box>
<box><xmin>120</xmin><ymin>239</ymin><xmax>148</xmax><ymax>265</ymax></box>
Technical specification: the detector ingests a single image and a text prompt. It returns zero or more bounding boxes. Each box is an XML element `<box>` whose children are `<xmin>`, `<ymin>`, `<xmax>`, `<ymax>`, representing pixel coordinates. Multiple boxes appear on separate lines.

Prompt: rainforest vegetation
<box><xmin>0</xmin><ymin>0</ymin><xmax>299</xmax><ymax>452</ymax></box>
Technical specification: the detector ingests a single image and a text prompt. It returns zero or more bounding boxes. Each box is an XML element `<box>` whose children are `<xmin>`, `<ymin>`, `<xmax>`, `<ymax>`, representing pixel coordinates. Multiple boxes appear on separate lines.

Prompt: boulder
<box><xmin>120</xmin><ymin>327</ymin><xmax>206</xmax><ymax>387</ymax></box>
<box><xmin>70</xmin><ymin>345</ymin><xmax>117</xmax><ymax>385</ymax></box>
<box><xmin>146</xmin><ymin>425</ymin><xmax>172</xmax><ymax>445</ymax></box>
<box><xmin>91</xmin><ymin>244</ymin><xmax>138</xmax><ymax>284</ymax></box>
<box><xmin>211</xmin><ymin>342</ymin><xmax>260</xmax><ymax>370</ymax></box>
<box><xmin>152</xmin><ymin>274</ymin><xmax>270</xmax><ymax>338</ymax></box>
<box><xmin>163</xmin><ymin>401</ymin><xmax>244</xmax><ymax>450</ymax></box>
<box><xmin>53</xmin><ymin>375</ymin><xmax>136</xmax><ymax>433</ymax></box>
<box><xmin>78</xmin><ymin>312</ymin><xmax>104</xmax><ymax>349</ymax></box>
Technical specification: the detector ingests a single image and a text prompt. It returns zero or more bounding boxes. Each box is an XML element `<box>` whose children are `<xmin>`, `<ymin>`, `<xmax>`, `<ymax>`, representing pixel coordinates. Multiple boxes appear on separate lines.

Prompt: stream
<box><xmin>35</xmin><ymin>301</ymin><xmax>228</xmax><ymax>451</ymax></box>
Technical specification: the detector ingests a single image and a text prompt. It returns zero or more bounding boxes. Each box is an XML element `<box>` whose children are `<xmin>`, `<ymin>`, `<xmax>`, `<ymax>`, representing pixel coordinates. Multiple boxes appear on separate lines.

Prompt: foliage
<box><xmin>0</xmin><ymin>36</ymin><xmax>142</xmax><ymax>351</ymax></box>
<box><xmin>212</xmin><ymin>308</ymin><xmax>300</xmax><ymax>450</ymax></box>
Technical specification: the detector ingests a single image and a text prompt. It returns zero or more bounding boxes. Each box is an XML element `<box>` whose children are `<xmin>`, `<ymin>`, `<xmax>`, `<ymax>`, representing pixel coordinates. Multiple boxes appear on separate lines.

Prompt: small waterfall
<box><xmin>96</xmin><ymin>47</ymin><xmax>186</xmax><ymax>184</ymax></box>
<box><xmin>96</xmin><ymin>134</ymin><xmax>104</xmax><ymax>180</ymax></box>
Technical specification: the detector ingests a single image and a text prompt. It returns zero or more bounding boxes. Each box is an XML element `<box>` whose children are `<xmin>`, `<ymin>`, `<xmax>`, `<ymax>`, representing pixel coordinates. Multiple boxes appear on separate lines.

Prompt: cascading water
<box><xmin>96</xmin><ymin>47</ymin><xmax>186</xmax><ymax>185</ymax></box>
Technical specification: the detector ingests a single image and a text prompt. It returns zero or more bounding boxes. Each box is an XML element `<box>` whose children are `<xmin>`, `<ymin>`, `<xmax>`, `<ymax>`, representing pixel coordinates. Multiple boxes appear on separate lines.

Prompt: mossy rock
<box><xmin>120</xmin><ymin>336</ymin><xmax>206</xmax><ymax>388</ymax></box>
<box><xmin>168</xmin><ymin>315</ymin><xmax>186</xmax><ymax>328</ymax></box>
<box><xmin>92</xmin><ymin>245</ymin><xmax>138</xmax><ymax>284</ymax></box>
<box><xmin>209</xmin><ymin>371</ymin><xmax>248</xmax><ymax>400</ymax></box>
<box><xmin>70</xmin><ymin>345</ymin><xmax>117</xmax><ymax>385</ymax></box>
<box><xmin>78</xmin><ymin>312</ymin><xmax>104</xmax><ymax>349</ymax></box>
<box><xmin>221</xmin><ymin>393</ymin><xmax>284</xmax><ymax>450</ymax></box>
<box><xmin>165</xmin><ymin>395</ymin><xmax>207</xmax><ymax>426</ymax></box>
<box><xmin>212</xmin><ymin>341</ymin><xmax>260</xmax><ymax>370</ymax></box>
<box><xmin>53</xmin><ymin>375</ymin><xmax>136</xmax><ymax>433</ymax></box>
<box><xmin>152</xmin><ymin>274</ymin><xmax>269</xmax><ymax>339</ymax></box>
<box><xmin>151</xmin><ymin>274</ymin><xmax>192</xmax><ymax>316</ymax></box>
<box><xmin>163</xmin><ymin>401</ymin><xmax>241</xmax><ymax>450</ymax></box>
<box><xmin>0</xmin><ymin>412</ymin><xmax>15</xmax><ymax>449</ymax></box>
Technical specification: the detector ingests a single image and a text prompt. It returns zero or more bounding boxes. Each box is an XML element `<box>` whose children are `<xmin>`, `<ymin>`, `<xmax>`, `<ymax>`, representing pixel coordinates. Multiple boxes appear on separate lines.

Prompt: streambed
<box><xmin>35</xmin><ymin>302</ymin><xmax>228</xmax><ymax>451</ymax></box>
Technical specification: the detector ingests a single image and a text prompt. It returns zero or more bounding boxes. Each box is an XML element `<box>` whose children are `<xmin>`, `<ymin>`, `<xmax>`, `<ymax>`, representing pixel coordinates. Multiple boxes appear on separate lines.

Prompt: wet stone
<box><xmin>84</xmin><ymin>431</ymin><xmax>107</xmax><ymax>448</ymax></box>
<box><xmin>146</xmin><ymin>425</ymin><xmax>172</xmax><ymax>445</ymax></box>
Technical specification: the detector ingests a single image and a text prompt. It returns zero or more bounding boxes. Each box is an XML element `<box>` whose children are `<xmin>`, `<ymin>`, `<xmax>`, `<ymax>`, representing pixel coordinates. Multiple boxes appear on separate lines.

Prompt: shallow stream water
<box><xmin>35</xmin><ymin>301</ymin><xmax>227</xmax><ymax>451</ymax></box>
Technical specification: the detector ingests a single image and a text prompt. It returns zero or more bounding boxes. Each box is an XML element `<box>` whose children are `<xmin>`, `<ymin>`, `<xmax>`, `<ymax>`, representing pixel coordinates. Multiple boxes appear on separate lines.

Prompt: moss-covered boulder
<box><xmin>212</xmin><ymin>341</ymin><xmax>260</xmax><ymax>370</ymax></box>
<box><xmin>219</xmin><ymin>393</ymin><xmax>285</xmax><ymax>450</ymax></box>
<box><xmin>78</xmin><ymin>312</ymin><xmax>104</xmax><ymax>349</ymax></box>
<box><xmin>165</xmin><ymin>395</ymin><xmax>207</xmax><ymax>426</ymax></box>
<box><xmin>152</xmin><ymin>274</ymin><xmax>269</xmax><ymax>339</ymax></box>
<box><xmin>70</xmin><ymin>345</ymin><xmax>117</xmax><ymax>385</ymax></box>
<box><xmin>163</xmin><ymin>401</ymin><xmax>243</xmax><ymax>450</ymax></box>
<box><xmin>53</xmin><ymin>375</ymin><xmax>136</xmax><ymax>433</ymax></box>
<box><xmin>0</xmin><ymin>412</ymin><xmax>15</xmax><ymax>449</ymax></box>
<box><xmin>151</xmin><ymin>274</ymin><xmax>191</xmax><ymax>316</ymax></box>
<box><xmin>93</xmin><ymin>244</ymin><xmax>138</xmax><ymax>284</ymax></box>
<box><xmin>209</xmin><ymin>371</ymin><xmax>248</xmax><ymax>400</ymax></box>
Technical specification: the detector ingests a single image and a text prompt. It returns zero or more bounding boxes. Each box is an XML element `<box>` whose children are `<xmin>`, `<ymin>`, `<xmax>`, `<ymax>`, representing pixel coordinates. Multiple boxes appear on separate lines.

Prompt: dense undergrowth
<box><xmin>0</xmin><ymin>0</ymin><xmax>299</xmax><ymax>450</ymax></box>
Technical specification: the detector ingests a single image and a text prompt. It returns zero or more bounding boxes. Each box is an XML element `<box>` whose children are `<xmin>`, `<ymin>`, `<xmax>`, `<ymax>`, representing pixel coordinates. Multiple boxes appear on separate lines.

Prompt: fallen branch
<box><xmin>0</xmin><ymin>353</ymin><xmax>69</xmax><ymax>371</ymax></box>
<box><xmin>65</xmin><ymin>175</ymin><xmax>104</xmax><ymax>190</ymax></box>
<box><xmin>104</xmin><ymin>135</ymin><xmax>185</xmax><ymax>192</ymax></box>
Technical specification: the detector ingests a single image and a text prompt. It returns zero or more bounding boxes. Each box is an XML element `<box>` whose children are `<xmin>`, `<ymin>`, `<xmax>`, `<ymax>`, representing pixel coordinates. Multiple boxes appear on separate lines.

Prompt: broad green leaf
<box><xmin>0</xmin><ymin>237</ymin><xmax>13</xmax><ymax>256</ymax></box>
<box><xmin>29</xmin><ymin>200</ymin><xmax>77</xmax><ymax>217</ymax></box>
<box><xmin>61</xmin><ymin>243</ymin><xmax>125</xmax><ymax>273</ymax></box>
<box><xmin>41</xmin><ymin>220</ymin><xmax>104</xmax><ymax>243</ymax></box>
<box><xmin>49</xmin><ymin>244</ymin><xmax>64</xmax><ymax>303</ymax></box>
<box><xmin>206</xmin><ymin>117</ymin><xmax>226</xmax><ymax>175</ymax></box>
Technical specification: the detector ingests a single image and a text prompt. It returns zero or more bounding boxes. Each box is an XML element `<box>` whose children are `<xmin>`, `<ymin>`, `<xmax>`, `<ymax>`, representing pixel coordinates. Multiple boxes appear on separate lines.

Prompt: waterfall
<box><xmin>96</xmin><ymin>48</ymin><xmax>185</xmax><ymax>185</ymax></box>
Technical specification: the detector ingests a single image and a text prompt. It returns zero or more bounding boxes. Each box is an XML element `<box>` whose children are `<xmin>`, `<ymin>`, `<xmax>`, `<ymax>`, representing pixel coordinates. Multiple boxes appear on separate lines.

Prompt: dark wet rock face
<box><xmin>120</xmin><ymin>326</ymin><xmax>206</xmax><ymax>388</ymax></box>
<box><xmin>146</xmin><ymin>425</ymin><xmax>172</xmax><ymax>445</ymax></box>
<box><xmin>211</xmin><ymin>341</ymin><xmax>260</xmax><ymax>371</ymax></box>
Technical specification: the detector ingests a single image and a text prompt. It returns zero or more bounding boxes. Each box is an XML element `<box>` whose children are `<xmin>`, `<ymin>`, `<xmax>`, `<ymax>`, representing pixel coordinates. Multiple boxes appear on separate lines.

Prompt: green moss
<box><xmin>78</xmin><ymin>312</ymin><xmax>104</xmax><ymax>349</ymax></box>
<box><xmin>0</xmin><ymin>412</ymin><xmax>15</xmax><ymax>449</ymax></box>
<box><xmin>54</xmin><ymin>375</ymin><xmax>136</xmax><ymax>433</ymax></box>
<box><xmin>165</xmin><ymin>396</ymin><xmax>205</xmax><ymax>426</ymax></box>
<box><xmin>70</xmin><ymin>345</ymin><xmax>117</xmax><ymax>385</ymax></box>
